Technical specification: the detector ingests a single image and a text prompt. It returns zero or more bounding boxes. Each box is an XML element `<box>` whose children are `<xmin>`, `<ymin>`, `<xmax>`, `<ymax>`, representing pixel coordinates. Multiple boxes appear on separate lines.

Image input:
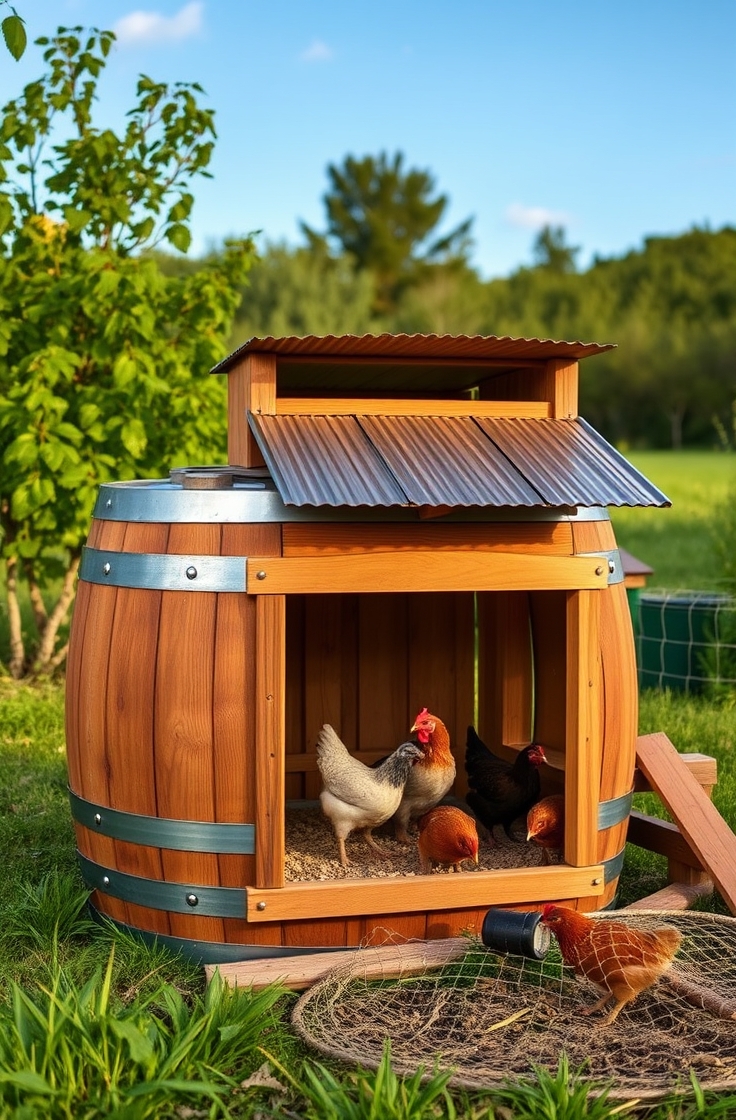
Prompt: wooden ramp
<box><xmin>635</xmin><ymin>732</ymin><xmax>736</xmax><ymax>915</ymax></box>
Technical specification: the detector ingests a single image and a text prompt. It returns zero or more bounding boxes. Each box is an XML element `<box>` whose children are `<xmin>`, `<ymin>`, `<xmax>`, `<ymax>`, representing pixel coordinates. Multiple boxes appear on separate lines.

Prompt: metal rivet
<box><xmin>256</xmin><ymin>570</ymin><xmax>267</xmax><ymax>580</ymax></box>
<box><xmin>105</xmin><ymin>499</ymin><xmax>112</xmax><ymax>508</ymax></box>
<box><xmin>102</xmin><ymin>876</ymin><xmax>110</xmax><ymax>887</ymax></box>
<box><xmin>186</xmin><ymin>566</ymin><xmax>197</xmax><ymax>580</ymax></box>
<box><xmin>592</xmin><ymin>878</ymin><xmax>602</xmax><ymax>885</ymax></box>
<box><xmin>102</xmin><ymin>562</ymin><xmax>111</xmax><ymax>575</ymax></box>
<box><xmin>186</xmin><ymin>893</ymin><xmax>199</xmax><ymax>907</ymax></box>
<box><xmin>595</xmin><ymin>565</ymin><xmax>603</xmax><ymax>576</ymax></box>
<box><xmin>257</xmin><ymin>901</ymin><xmax>266</xmax><ymax>911</ymax></box>
<box><xmin>608</xmin><ymin>560</ymin><xmax>616</xmax><ymax>574</ymax></box>
<box><xmin>93</xmin><ymin>813</ymin><xmax>102</xmax><ymax>827</ymax></box>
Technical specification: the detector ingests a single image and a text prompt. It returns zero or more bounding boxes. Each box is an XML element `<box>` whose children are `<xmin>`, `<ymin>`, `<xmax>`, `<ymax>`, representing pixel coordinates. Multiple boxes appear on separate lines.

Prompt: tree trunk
<box><xmin>33</xmin><ymin>554</ymin><xmax>81</xmax><ymax>673</ymax></box>
<box><xmin>5</xmin><ymin>555</ymin><xmax>26</xmax><ymax>678</ymax></box>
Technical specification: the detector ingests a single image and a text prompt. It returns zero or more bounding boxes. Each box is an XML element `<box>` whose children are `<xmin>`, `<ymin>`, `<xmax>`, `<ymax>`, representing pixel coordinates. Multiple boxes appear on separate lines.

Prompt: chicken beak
<box><xmin>410</xmin><ymin>721</ymin><xmax>418</xmax><ymax>733</ymax></box>
<box><xmin>526</xmin><ymin>829</ymin><xmax>533</xmax><ymax>841</ymax></box>
<box><xmin>473</xmin><ymin>851</ymin><xmax>479</xmax><ymax>864</ymax></box>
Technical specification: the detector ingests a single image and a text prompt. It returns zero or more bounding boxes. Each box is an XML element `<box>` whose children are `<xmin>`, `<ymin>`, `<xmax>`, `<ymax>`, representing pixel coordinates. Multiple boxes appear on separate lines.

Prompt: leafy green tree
<box><xmin>230</xmin><ymin>239</ymin><xmax>378</xmax><ymax>344</ymax></box>
<box><xmin>0</xmin><ymin>28</ymin><xmax>255</xmax><ymax>677</ymax></box>
<box><xmin>302</xmin><ymin>151</ymin><xmax>473</xmax><ymax>314</ymax></box>
<box><xmin>1</xmin><ymin>2</ymin><xmax>25</xmax><ymax>60</ymax></box>
<box><xmin>532</xmin><ymin>224</ymin><xmax>580</xmax><ymax>273</ymax></box>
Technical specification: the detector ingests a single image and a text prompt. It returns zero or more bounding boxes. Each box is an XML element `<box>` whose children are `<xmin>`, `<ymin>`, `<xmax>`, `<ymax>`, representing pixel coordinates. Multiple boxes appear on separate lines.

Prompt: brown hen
<box><xmin>392</xmin><ymin>708</ymin><xmax>456</xmax><ymax>843</ymax></box>
<box><xmin>417</xmin><ymin>805</ymin><xmax>479</xmax><ymax>873</ymax></box>
<box><xmin>526</xmin><ymin>794</ymin><xmax>564</xmax><ymax>863</ymax></box>
<box><xmin>541</xmin><ymin>904</ymin><xmax>682</xmax><ymax>1026</ymax></box>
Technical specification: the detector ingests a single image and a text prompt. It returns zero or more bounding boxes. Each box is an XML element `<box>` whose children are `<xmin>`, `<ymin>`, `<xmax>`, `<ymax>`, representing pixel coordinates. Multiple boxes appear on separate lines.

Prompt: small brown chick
<box><xmin>417</xmin><ymin>805</ymin><xmax>479</xmax><ymax>874</ymax></box>
<box><xmin>526</xmin><ymin>794</ymin><xmax>565</xmax><ymax>864</ymax></box>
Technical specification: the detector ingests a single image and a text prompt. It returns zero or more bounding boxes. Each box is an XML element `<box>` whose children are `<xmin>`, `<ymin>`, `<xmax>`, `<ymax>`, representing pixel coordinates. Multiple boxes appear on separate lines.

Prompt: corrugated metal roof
<box><xmin>359</xmin><ymin>416</ymin><xmax>542</xmax><ymax>507</ymax></box>
<box><xmin>248</xmin><ymin>413</ymin><xmax>670</xmax><ymax>509</ymax></box>
<box><xmin>474</xmin><ymin>417</ymin><xmax>668</xmax><ymax>507</ymax></box>
<box><xmin>211</xmin><ymin>331</ymin><xmax>614</xmax><ymax>375</ymax></box>
<box><xmin>248</xmin><ymin>414</ymin><xmax>406</xmax><ymax>507</ymax></box>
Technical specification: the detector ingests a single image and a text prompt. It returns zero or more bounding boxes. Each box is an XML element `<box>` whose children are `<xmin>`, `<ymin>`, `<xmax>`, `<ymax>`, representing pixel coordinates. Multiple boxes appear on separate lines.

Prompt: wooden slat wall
<box><xmin>105</xmin><ymin>521</ymin><xmax>171</xmax><ymax>936</ymax></box>
<box><xmin>282</xmin><ymin>522</ymin><xmax>575</xmax><ymax>556</ymax></box>
<box><xmin>477</xmin><ymin>591</ymin><xmax>534</xmax><ymax>756</ymax></box>
<box><xmin>227</xmin><ymin>353</ymin><xmax>277</xmax><ymax>467</ymax></box>
<box><xmin>73</xmin><ymin>519</ymin><xmax>129</xmax><ymax>925</ymax></box>
<box><xmin>155</xmin><ymin>523</ymin><xmax>225</xmax><ymax>943</ymax></box>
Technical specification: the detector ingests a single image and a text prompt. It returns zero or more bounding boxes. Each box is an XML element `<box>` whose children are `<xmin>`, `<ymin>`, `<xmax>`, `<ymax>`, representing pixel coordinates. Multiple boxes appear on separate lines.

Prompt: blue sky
<box><xmin>1</xmin><ymin>0</ymin><xmax>734</xmax><ymax>278</ymax></box>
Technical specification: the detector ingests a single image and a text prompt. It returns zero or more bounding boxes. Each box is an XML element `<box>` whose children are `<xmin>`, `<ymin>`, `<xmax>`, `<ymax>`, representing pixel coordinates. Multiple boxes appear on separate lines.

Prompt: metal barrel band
<box><xmin>576</xmin><ymin>548</ymin><xmax>624</xmax><ymax>586</ymax></box>
<box><xmin>597</xmin><ymin>789</ymin><xmax>634</xmax><ymax>830</ymax></box>
<box><xmin>601</xmin><ymin>848</ymin><xmax>626</xmax><ymax>884</ymax></box>
<box><xmin>69</xmin><ymin>790</ymin><xmax>255</xmax><ymax>854</ymax></box>
<box><xmin>88</xmin><ymin>905</ymin><xmax>346</xmax><ymax>965</ymax></box>
<box><xmin>93</xmin><ymin>480</ymin><xmax>614</xmax><ymax>525</ymax></box>
<box><xmin>77</xmin><ymin>852</ymin><xmax>246</xmax><ymax>918</ymax></box>
<box><xmin>79</xmin><ymin>546</ymin><xmax>246</xmax><ymax>592</ymax></box>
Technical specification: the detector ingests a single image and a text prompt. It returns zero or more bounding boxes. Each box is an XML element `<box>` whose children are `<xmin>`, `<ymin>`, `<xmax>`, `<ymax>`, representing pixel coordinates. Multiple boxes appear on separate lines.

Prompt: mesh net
<box><xmin>292</xmin><ymin>911</ymin><xmax>736</xmax><ymax>1101</ymax></box>
<box><xmin>637</xmin><ymin>590</ymin><xmax>736</xmax><ymax>693</ymax></box>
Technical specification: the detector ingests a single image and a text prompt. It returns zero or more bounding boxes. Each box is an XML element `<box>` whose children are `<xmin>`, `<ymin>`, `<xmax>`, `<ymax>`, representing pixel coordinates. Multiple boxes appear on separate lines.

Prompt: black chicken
<box><xmin>464</xmin><ymin>726</ymin><xmax>548</xmax><ymax>845</ymax></box>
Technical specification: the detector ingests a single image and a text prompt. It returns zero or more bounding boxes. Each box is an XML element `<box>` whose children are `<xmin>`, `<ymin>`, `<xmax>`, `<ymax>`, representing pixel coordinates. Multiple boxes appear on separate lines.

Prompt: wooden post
<box><xmin>544</xmin><ymin>358</ymin><xmax>578</xmax><ymax>418</ymax></box>
<box><xmin>255</xmin><ymin>594</ymin><xmax>286</xmax><ymax>887</ymax></box>
<box><xmin>227</xmin><ymin>353</ymin><xmax>277</xmax><ymax>467</ymax></box>
<box><xmin>565</xmin><ymin>590</ymin><xmax>602</xmax><ymax>867</ymax></box>
<box><xmin>476</xmin><ymin>359</ymin><xmax>578</xmax><ymax>418</ymax></box>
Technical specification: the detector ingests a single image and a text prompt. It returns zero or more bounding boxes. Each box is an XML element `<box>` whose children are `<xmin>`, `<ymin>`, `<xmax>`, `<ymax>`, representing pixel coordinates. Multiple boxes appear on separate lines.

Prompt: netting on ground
<box><xmin>637</xmin><ymin>591</ymin><xmax>736</xmax><ymax>693</ymax></box>
<box><xmin>292</xmin><ymin>911</ymin><xmax>736</xmax><ymax>1101</ymax></box>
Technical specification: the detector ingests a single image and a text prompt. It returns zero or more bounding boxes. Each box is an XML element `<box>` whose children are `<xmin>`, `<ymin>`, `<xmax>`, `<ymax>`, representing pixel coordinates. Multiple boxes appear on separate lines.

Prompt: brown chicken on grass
<box><xmin>540</xmin><ymin>904</ymin><xmax>682</xmax><ymax>1026</ymax></box>
<box><xmin>526</xmin><ymin>794</ymin><xmax>564</xmax><ymax>863</ymax></box>
<box><xmin>417</xmin><ymin>805</ymin><xmax>479</xmax><ymax>873</ymax></box>
<box><xmin>391</xmin><ymin>708</ymin><xmax>456</xmax><ymax>843</ymax></box>
<box><xmin>316</xmin><ymin>725</ymin><xmax>422</xmax><ymax>867</ymax></box>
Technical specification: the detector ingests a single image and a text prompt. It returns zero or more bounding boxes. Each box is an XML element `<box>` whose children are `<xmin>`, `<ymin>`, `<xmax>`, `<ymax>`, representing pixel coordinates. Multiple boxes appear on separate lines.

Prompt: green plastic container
<box><xmin>638</xmin><ymin>591</ymin><xmax>736</xmax><ymax>692</ymax></box>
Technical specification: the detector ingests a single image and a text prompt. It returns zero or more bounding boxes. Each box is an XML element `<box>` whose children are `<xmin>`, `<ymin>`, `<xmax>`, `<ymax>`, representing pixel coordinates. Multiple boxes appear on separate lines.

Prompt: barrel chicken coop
<box><xmin>65</xmin><ymin>332</ymin><xmax>669</xmax><ymax>963</ymax></box>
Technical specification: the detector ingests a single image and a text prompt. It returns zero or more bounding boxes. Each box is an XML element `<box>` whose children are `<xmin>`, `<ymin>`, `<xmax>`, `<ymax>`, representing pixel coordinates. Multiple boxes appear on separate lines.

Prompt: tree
<box><xmin>302</xmin><ymin>151</ymin><xmax>473</xmax><ymax>314</ymax></box>
<box><xmin>231</xmin><ymin>239</ymin><xmax>377</xmax><ymax>344</ymax></box>
<box><xmin>0</xmin><ymin>28</ymin><xmax>256</xmax><ymax>677</ymax></box>
<box><xmin>532</xmin><ymin>225</ymin><xmax>579</xmax><ymax>273</ymax></box>
<box><xmin>1</xmin><ymin>2</ymin><xmax>25</xmax><ymax>60</ymax></box>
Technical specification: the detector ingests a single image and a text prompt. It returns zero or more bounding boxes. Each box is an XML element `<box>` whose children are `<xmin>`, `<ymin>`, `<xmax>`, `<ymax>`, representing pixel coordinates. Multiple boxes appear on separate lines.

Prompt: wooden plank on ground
<box><xmin>622</xmin><ymin>880</ymin><xmax>714</xmax><ymax>911</ymax></box>
<box><xmin>207</xmin><ymin>936</ymin><xmax>468</xmax><ymax>990</ymax></box>
<box><xmin>635</xmin><ymin>732</ymin><xmax>736</xmax><ymax>915</ymax></box>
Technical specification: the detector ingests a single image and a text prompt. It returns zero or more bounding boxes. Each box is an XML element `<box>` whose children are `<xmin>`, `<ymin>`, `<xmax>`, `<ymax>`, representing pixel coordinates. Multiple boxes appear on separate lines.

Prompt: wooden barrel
<box><xmin>66</xmin><ymin>475</ymin><xmax>637</xmax><ymax>961</ymax></box>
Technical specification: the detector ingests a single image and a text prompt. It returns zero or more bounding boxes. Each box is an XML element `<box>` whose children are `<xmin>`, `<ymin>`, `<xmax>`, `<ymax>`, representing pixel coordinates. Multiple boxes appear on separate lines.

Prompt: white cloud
<box><xmin>114</xmin><ymin>2</ymin><xmax>204</xmax><ymax>46</ymax></box>
<box><xmin>505</xmin><ymin>203</ymin><xmax>571</xmax><ymax>230</ymax></box>
<box><xmin>300</xmin><ymin>39</ymin><xmax>333</xmax><ymax>62</ymax></box>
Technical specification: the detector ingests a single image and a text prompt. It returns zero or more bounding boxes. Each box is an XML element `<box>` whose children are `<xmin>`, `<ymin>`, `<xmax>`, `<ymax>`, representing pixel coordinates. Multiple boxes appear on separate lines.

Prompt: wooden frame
<box><xmin>276</xmin><ymin>398</ymin><xmax>551</xmax><ymax>418</ymax></box>
<box><xmin>246</xmin><ymin>553</ymin><xmax>609</xmax><ymax>595</ymax></box>
<box><xmin>245</xmin><ymin>863</ymin><xmax>604</xmax><ymax>923</ymax></box>
<box><xmin>255</xmin><ymin>595</ymin><xmax>286</xmax><ymax>887</ymax></box>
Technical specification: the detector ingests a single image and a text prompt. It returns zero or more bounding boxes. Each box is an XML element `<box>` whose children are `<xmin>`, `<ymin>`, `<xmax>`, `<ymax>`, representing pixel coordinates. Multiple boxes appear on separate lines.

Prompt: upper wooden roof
<box><xmin>211</xmin><ymin>333</ymin><xmax>615</xmax><ymax>394</ymax></box>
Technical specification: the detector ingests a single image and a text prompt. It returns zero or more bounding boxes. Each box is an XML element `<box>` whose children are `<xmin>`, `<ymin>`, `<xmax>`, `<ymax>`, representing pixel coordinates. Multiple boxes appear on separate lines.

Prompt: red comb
<box><xmin>415</xmin><ymin>707</ymin><xmax>430</xmax><ymax>721</ymax></box>
<box><xmin>541</xmin><ymin>903</ymin><xmax>555</xmax><ymax>919</ymax></box>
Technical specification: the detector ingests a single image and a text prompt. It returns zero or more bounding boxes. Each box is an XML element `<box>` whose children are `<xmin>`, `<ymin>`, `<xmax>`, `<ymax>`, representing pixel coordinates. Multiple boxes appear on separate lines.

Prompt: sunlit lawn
<box><xmin>611</xmin><ymin>450</ymin><xmax>736</xmax><ymax>590</ymax></box>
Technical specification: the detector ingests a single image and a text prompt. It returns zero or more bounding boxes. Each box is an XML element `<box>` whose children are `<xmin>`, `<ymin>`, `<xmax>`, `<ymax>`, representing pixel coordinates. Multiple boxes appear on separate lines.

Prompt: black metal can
<box><xmin>481</xmin><ymin>908</ymin><xmax>550</xmax><ymax>959</ymax></box>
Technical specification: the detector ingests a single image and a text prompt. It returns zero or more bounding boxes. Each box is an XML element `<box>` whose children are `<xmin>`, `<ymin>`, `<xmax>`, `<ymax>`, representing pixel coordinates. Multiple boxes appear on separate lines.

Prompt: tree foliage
<box><xmin>1</xmin><ymin>2</ymin><xmax>25</xmax><ymax>61</ymax></box>
<box><xmin>302</xmin><ymin>151</ymin><xmax>473</xmax><ymax>314</ymax></box>
<box><xmin>0</xmin><ymin>28</ymin><xmax>255</xmax><ymax>677</ymax></box>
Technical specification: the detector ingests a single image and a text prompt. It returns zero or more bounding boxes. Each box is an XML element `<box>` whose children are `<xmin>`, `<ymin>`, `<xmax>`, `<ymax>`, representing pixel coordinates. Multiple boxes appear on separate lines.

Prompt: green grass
<box><xmin>611</xmin><ymin>451</ymin><xmax>736</xmax><ymax>590</ymax></box>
